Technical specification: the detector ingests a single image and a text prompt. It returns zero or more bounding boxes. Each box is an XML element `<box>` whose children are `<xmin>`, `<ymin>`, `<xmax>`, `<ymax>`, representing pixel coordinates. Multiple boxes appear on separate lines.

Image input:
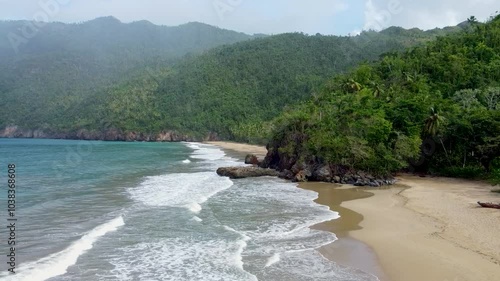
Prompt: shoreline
<box><xmin>299</xmin><ymin>182</ymin><xmax>390</xmax><ymax>281</ymax></box>
<box><xmin>344</xmin><ymin>175</ymin><xmax>500</xmax><ymax>281</ymax></box>
<box><xmin>204</xmin><ymin>141</ymin><xmax>268</xmax><ymax>159</ymax></box>
<box><xmin>208</xmin><ymin>141</ymin><xmax>500</xmax><ymax>281</ymax></box>
<box><xmin>207</xmin><ymin>141</ymin><xmax>389</xmax><ymax>280</ymax></box>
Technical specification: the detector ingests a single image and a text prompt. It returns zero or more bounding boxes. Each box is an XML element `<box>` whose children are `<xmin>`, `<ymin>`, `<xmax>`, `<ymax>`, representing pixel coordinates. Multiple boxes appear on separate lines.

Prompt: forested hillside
<box><xmin>1</xmin><ymin>21</ymin><xmax>463</xmax><ymax>140</ymax></box>
<box><xmin>148</xmin><ymin>25</ymin><xmax>465</xmax><ymax>141</ymax></box>
<box><xmin>264</xmin><ymin>16</ymin><xmax>500</xmax><ymax>182</ymax></box>
<box><xmin>0</xmin><ymin>17</ymin><xmax>256</xmax><ymax>130</ymax></box>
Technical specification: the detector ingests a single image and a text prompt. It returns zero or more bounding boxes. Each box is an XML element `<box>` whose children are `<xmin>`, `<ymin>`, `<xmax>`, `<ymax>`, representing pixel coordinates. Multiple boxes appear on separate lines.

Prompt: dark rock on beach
<box><xmin>310</xmin><ymin>164</ymin><xmax>333</xmax><ymax>182</ymax></box>
<box><xmin>258</xmin><ymin>136</ymin><xmax>397</xmax><ymax>187</ymax></box>
<box><xmin>244</xmin><ymin>154</ymin><xmax>261</xmax><ymax>165</ymax></box>
<box><xmin>278</xmin><ymin>169</ymin><xmax>295</xmax><ymax>180</ymax></box>
<box><xmin>216</xmin><ymin>166</ymin><xmax>279</xmax><ymax>179</ymax></box>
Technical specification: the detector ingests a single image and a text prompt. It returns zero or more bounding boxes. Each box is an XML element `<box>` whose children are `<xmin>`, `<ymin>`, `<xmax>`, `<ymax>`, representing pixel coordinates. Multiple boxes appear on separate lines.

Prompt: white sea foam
<box><xmin>265</xmin><ymin>253</ymin><xmax>281</xmax><ymax>267</ymax></box>
<box><xmin>120</xmin><ymin>141</ymin><xmax>371</xmax><ymax>280</ymax></box>
<box><xmin>128</xmin><ymin>171</ymin><xmax>234</xmax><ymax>213</ymax></box>
<box><xmin>223</xmin><ymin>226</ymin><xmax>252</xmax><ymax>270</ymax></box>
<box><xmin>191</xmin><ymin>216</ymin><xmax>203</xmax><ymax>222</ymax></box>
<box><xmin>263</xmin><ymin>250</ymin><xmax>379</xmax><ymax>281</ymax></box>
<box><xmin>185</xmin><ymin>142</ymin><xmax>201</xmax><ymax>150</ymax></box>
<box><xmin>186</xmin><ymin>202</ymin><xmax>202</xmax><ymax>213</ymax></box>
<box><xmin>185</xmin><ymin>143</ymin><xmax>244</xmax><ymax>168</ymax></box>
<box><xmin>207</xmin><ymin>176</ymin><xmax>342</xmax><ymax>279</ymax></box>
<box><xmin>108</xmin><ymin>239</ymin><xmax>258</xmax><ymax>281</ymax></box>
<box><xmin>181</xmin><ymin>159</ymin><xmax>191</xmax><ymax>164</ymax></box>
<box><xmin>186</xmin><ymin>142</ymin><xmax>226</xmax><ymax>161</ymax></box>
<box><xmin>0</xmin><ymin>216</ymin><xmax>124</xmax><ymax>281</ymax></box>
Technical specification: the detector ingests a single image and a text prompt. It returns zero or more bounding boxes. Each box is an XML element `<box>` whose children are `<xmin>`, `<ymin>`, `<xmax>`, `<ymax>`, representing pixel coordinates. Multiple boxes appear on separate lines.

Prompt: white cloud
<box><xmin>361</xmin><ymin>0</ymin><xmax>499</xmax><ymax>31</ymax></box>
<box><xmin>220</xmin><ymin>0</ymin><xmax>349</xmax><ymax>34</ymax></box>
<box><xmin>0</xmin><ymin>0</ymin><xmax>498</xmax><ymax>35</ymax></box>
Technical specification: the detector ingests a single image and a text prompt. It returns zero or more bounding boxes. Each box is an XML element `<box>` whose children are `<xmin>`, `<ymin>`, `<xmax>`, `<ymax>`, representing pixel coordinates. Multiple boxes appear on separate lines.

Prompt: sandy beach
<box><xmin>344</xmin><ymin>176</ymin><xmax>500</xmax><ymax>281</ymax></box>
<box><xmin>299</xmin><ymin>183</ymin><xmax>390</xmax><ymax>280</ymax></box>
<box><xmin>208</xmin><ymin>141</ymin><xmax>500</xmax><ymax>281</ymax></box>
<box><xmin>205</xmin><ymin>141</ymin><xmax>268</xmax><ymax>158</ymax></box>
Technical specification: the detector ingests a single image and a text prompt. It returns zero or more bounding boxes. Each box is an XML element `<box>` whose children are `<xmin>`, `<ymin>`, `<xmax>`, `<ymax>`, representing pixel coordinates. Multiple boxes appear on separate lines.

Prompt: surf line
<box><xmin>6</xmin><ymin>163</ymin><xmax>17</xmax><ymax>275</ymax></box>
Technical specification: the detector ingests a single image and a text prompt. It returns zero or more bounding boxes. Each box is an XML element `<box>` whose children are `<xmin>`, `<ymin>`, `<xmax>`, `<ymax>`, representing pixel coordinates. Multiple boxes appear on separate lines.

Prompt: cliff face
<box><xmin>0</xmin><ymin>125</ymin><xmax>219</xmax><ymax>142</ymax></box>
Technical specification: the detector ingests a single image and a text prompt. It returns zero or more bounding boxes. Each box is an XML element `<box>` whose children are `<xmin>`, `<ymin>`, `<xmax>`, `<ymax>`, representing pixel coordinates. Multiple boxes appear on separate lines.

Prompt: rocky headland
<box><xmin>216</xmin><ymin>142</ymin><xmax>396</xmax><ymax>187</ymax></box>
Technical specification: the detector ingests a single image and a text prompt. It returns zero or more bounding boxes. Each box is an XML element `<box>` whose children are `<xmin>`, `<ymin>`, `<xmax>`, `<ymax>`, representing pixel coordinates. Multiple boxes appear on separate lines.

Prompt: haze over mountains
<box><xmin>1</xmin><ymin>14</ymin><xmax>499</xmax><ymax>181</ymax></box>
<box><xmin>0</xmin><ymin>16</ymin><xmax>463</xmax><ymax>140</ymax></box>
<box><xmin>0</xmin><ymin>16</ymin><xmax>259</xmax><ymax>134</ymax></box>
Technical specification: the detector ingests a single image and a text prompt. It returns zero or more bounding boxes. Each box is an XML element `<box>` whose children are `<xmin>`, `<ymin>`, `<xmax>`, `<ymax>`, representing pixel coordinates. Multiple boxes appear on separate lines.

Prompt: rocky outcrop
<box><xmin>259</xmin><ymin>137</ymin><xmax>396</xmax><ymax>186</ymax></box>
<box><xmin>0</xmin><ymin>125</ymin><xmax>220</xmax><ymax>142</ymax></box>
<box><xmin>0</xmin><ymin>125</ymin><xmax>51</xmax><ymax>139</ymax></box>
<box><xmin>216</xmin><ymin>167</ymin><xmax>279</xmax><ymax>179</ymax></box>
<box><xmin>244</xmin><ymin>154</ymin><xmax>261</xmax><ymax>165</ymax></box>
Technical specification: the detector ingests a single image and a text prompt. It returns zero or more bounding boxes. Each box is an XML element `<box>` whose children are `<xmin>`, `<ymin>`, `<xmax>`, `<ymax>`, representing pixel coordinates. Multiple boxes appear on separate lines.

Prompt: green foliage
<box><xmin>439</xmin><ymin>166</ymin><xmax>486</xmax><ymax>179</ymax></box>
<box><xmin>152</xmin><ymin>28</ymin><xmax>459</xmax><ymax>141</ymax></box>
<box><xmin>0</xmin><ymin>18</ymin><xmax>256</xmax><ymax>131</ymax></box>
<box><xmin>490</xmin><ymin>158</ymin><xmax>500</xmax><ymax>185</ymax></box>
<box><xmin>268</xmin><ymin>16</ymin><xmax>500</xmax><ymax>177</ymax></box>
<box><xmin>3</xmin><ymin>14</ymin><xmax>497</xmax><ymax>181</ymax></box>
<box><xmin>0</xmin><ymin>20</ymin><xmax>460</xmax><ymax>140</ymax></box>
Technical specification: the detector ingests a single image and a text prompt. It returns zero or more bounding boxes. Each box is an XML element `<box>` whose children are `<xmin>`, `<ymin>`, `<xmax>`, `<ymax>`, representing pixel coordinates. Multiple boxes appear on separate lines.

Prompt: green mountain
<box><xmin>1</xmin><ymin>20</ymin><xmax>464</xmax><ymax>141</ymax></box>
<box><xmin>263</xmin><ymin>16</ymin><xmax>500</xmax><ymax>182</ymax></box>
<box><xmin>0</xmin><ymin>17</ymin><xmax>257</xmax><ymax>130</ymax></box>
<box><xmin>150</xmin><ymin>26</ymin><xmax>465</xmax><ymax>142</ymax></box>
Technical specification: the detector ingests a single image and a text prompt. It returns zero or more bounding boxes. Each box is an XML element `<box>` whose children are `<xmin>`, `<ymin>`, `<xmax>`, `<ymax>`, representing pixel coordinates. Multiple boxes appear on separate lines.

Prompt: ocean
<box><xmin>0</xmin><ymin>139</ymin><xmax>378</xmax><ymax>281</ymax></box>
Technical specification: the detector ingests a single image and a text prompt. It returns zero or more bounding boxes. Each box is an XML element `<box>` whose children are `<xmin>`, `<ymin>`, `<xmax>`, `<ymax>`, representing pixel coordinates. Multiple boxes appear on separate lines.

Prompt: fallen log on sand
<box><xmin>477</xmin><ymin>201</ymin><xmax>500</xmax><ymax>209</ymax></box>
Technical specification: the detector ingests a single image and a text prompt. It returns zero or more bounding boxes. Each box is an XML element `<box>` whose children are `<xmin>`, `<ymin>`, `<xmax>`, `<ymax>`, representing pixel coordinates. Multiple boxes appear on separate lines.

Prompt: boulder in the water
<box><xmin>244</xmin><ymin>154</ymin><xmax>260</xmax><ymax>165</ymax></box>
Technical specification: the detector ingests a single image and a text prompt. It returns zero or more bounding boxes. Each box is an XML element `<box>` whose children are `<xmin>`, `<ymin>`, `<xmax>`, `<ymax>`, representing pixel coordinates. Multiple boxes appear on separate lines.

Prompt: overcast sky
<box><xmin>0</xmin><ymin>0</ymin><xmax>498</xmax><ymax>35</ymax></box>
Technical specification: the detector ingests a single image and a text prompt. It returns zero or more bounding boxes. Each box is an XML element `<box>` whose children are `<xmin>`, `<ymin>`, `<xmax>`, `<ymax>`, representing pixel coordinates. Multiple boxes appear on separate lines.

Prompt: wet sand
<box><xmin>344</xmin><ymin>175</ymin><xmax>500</xmax><ymax>281</ymax></box>
<box><xmin>206</xmin><ymin>141</ymin><xmax>500</xmax><ymax>281</ymax></box>
<box><xmin>208</xmin><ymin>141</ymin><xmax>389</xmax><ymax>280</ymax></box>
<box><xmin>300</xmin><ymin>183</ymin><xmax>390</xmax><ymax>281</ymax></box>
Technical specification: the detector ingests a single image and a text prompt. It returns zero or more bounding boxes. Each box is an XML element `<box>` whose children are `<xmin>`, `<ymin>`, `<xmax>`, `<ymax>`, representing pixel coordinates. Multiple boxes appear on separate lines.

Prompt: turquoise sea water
<box><xmin>0</xmin><ymin>139</ymin><xmax>378</xmax><ymax>281</ymax></box>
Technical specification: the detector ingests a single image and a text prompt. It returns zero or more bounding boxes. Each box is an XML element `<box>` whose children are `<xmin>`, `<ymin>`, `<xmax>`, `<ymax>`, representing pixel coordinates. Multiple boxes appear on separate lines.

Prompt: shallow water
<box><xmin>0</xmin><ymin>139</ymin><xmax>378</xmax><ymax>280</ymax></box>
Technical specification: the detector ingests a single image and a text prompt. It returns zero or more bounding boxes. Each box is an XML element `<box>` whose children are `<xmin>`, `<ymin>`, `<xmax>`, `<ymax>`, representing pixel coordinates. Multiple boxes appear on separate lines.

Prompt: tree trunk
<box><xmin>440</xmin><ymin>138</ymin><xmax>452</xmax><ymax>166</ymax></box>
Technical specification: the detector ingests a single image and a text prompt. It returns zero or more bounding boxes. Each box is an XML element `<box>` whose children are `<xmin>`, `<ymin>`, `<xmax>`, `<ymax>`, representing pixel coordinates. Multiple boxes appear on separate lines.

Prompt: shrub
<box><xmin>440</xmin><ymin>166</ymin><xmax>485</xmax><ymax>179</ymax></box>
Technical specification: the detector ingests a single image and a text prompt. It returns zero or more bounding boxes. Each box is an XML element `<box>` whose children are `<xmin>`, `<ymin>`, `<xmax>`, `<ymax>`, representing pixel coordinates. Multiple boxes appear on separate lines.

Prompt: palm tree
<box><xmin>403</xmin><ymin>72</ymin><xmax>414</xmax><ymax>83</ymax></box>
<box><xmin>343</xmin><ymin>79</ymin><xmax>362</xmax><ymax>93</ymax></box>
<box><xmin>424</xmin><ymin>108</ymin><xmax>451</xmax><ymax>165</ymax></box>
<box><xmin>467</xmin><ymin>16</ymin><xmax>478</xmax><ymax>25</ymax></box>
<box><xmin>370</xmin><ymin>81</ymin><xmax>384</xmax><ymax>98</ymax></box>
<box><xmin>424</xmin><ymin>108</ymin><xmax>443</xmax><ymax>136</ymax></box>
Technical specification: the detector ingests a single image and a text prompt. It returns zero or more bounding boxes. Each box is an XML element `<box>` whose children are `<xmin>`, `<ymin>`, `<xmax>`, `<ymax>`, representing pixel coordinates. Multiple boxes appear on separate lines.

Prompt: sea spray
<box><xmin>128</xmin><ymin>171</ymin><xmax>234</xmax><ymax>213</ymax></box>
<box><xmin>265</xmin><ymin>253</ymin><xmax>281</xmax><ymax>267</ymax></box>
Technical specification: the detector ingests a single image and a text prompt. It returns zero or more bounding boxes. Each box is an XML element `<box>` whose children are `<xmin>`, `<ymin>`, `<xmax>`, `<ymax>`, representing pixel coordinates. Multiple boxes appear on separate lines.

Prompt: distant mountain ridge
<box><xmin>0</xmin><ymin>17</ymin><xmax>260</xmax><ymax>132</ymax></box>
<box><xmin>0</xmin><ymin>16</ymin><xmax>257</xmax><ymax>55</ymax></box>
<box><xmin>0</xmin><ymin>17</ymin><xmax>466</xmax><ymax>141</ymax></box>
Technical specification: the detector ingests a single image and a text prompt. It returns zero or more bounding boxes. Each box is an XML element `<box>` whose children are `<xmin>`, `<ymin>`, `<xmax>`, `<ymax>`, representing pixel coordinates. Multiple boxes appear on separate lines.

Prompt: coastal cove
<box><xmin>2</xmin><ymin>5</ymin><xmax>500</xmax><ymax>281</ymax></box>
<box><xmin>210</xmin><ymin>141</ymin><xmax>500</xmax><ymax>281</ymax></box>
<box><xmin>0</xmin><ymin>139</ymin><xmax>381</xmax><ymax>281</ymax></box>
